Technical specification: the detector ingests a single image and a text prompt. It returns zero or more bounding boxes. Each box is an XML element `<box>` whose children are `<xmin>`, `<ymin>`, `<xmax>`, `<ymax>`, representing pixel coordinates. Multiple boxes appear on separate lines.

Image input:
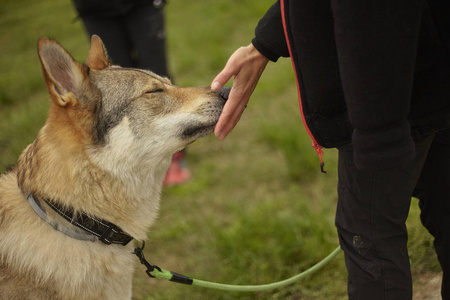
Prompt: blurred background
<box><xmin>0</xmin><ymin>0</ymin><xmax>440</xmax><ymax>299</ymax></box>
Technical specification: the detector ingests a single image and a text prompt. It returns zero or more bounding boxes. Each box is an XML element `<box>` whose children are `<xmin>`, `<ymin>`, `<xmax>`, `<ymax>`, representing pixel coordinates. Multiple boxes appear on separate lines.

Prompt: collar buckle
<box><xmin>99</xmin><ymin>225</ymin><xmax>120</xmax><ymax>245</ymax></box>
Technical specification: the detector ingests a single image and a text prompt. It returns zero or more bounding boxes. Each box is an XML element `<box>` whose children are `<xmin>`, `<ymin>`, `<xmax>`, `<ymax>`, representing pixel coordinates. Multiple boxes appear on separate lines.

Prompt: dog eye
<box><xmin>145</xmin><ymin>89</ymin><xmax>164</xmax><ymax>94</ymax></box>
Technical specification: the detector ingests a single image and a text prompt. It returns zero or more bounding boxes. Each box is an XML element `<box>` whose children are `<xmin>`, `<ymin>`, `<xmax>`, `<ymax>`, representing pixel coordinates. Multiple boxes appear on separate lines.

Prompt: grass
<box><xmin>0</xmin><ymin>0</ymin><xmax>440</xmax><ymax>299</ymax></box>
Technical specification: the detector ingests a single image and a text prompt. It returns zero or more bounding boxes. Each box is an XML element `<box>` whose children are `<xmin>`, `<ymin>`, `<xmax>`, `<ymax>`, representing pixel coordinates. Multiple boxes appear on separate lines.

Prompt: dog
<box><xmin>0</xmin><ymin>35</ymin><xmax>229</xmax><ymax>299</ymax></box>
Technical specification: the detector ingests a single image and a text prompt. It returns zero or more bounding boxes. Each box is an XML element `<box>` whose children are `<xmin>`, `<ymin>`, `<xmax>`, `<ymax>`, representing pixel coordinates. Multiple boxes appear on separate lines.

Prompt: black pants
<box><xmin>79</xmin><ymin>3</ymin><xmax>169</xmax><ymax>76</ymax></box>
<box><xmin>336</xmin><ymin>129</ymin><xmax>450</xmax><ymax>300</ymax></box>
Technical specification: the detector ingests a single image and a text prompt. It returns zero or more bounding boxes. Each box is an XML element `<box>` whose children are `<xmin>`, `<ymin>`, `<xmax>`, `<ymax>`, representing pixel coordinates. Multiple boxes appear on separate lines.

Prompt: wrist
<box><xmin>246</xmin><ymin>43</ymin><xmax>269</xmax><ymax>65</ymax></box>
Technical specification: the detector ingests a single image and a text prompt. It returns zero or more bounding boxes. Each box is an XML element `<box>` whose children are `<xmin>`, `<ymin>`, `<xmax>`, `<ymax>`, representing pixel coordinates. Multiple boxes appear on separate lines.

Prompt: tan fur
<box><xmin>0</xmin><ymin>36</ymin><xmax>226</xmax><ymax>299</ymax></box>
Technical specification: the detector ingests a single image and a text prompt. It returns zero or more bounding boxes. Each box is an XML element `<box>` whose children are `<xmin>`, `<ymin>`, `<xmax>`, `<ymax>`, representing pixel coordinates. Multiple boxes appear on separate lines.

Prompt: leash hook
<box><xmin>132</xmin><ymin>241</ymin><xmax>161</xmax><ymax>278</ymax></box>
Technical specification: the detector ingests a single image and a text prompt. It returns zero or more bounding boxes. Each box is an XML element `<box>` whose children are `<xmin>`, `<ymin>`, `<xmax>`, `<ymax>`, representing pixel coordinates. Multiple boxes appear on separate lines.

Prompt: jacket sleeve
<box><xmin>331</xmin><ymin>0</ymin><xmax>422</xmax><ymax>170</ymax></box>
<box><xmin>252</xmin><ymin>1</ymin><xmax>289</xmax><ymax>62</ymax></box>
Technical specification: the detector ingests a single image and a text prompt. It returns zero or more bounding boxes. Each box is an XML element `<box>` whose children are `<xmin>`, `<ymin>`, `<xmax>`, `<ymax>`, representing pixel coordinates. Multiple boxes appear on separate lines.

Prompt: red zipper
<box><xmin>280</xmin><ymin>0</ymin><xmax>326</xmax><ymax>173</ymax></box>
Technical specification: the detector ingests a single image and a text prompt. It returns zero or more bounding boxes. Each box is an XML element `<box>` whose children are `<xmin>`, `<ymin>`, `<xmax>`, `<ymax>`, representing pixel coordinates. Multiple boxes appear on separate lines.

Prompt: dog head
<box><xmin>37</xmin><ymin>35</ymin><xmax>228</xmax><ymax>179</ymax></box>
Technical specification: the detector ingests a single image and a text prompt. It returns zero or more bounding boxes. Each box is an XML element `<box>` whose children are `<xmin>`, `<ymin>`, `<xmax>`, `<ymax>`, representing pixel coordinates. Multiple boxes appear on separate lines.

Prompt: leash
<box><xmin>133</xmin><ymin>241</ymin><xmax>341</xmax><ymax>292</ymax></box>
<box><xmin>26</xmin><ymin>193</ymin><xmax>341</xmax><ymax>292</ymax></box>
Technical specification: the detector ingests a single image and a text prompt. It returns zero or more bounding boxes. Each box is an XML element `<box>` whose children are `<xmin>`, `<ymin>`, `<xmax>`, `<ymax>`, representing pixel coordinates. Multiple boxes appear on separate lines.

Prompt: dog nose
<box><xmin>218</xmin><ymin>87</ymin><xmax>231</xmax><ymax>102</ymax></box>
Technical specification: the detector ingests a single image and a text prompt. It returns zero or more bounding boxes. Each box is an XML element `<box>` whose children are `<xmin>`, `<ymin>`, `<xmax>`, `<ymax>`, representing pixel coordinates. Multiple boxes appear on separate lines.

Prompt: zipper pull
<box><xmin>312</xmin><ymin>142</ymin><xmax>327</xmax><ymax>173</ymax></box>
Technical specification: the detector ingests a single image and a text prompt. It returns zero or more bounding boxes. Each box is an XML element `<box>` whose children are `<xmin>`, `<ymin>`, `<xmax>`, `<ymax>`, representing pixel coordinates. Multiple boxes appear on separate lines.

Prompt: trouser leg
<box><xmin>124</xmin><ymin>3</ymin><xmax>169</xmax><ymax>76</ymax></box>
<box><xmin>336</xmin><ymin>135</ymin><xmax>434</xmax><ymax>300</ymax></box>
<box><xmin>414</xmin><ymin>128</ymin><xmax>450</xmax><ymax>299</ymax></box>
<box><xmin>80</xmin><ymin>16</ymin><xmax>134</xmax><ymax>68</ymax></box>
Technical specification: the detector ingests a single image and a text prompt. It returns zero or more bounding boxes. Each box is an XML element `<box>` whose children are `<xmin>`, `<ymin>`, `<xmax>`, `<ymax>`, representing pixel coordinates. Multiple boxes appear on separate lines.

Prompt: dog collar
<box><xmin>27</xmin><ymin>194</ymin><xmax>133</xmax><ymax>246</ymax></box>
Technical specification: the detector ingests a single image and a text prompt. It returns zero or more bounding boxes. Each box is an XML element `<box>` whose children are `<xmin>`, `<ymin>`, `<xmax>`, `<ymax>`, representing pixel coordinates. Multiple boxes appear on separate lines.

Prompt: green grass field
<box><xmin>0</xmin><ymin>0</ymin><xmax>441</xmax><ymax>299</ymax></box>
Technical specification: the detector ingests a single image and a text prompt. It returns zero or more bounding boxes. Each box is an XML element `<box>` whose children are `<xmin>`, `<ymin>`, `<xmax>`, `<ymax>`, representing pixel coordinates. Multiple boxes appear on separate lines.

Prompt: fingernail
<box><xmin>211</xmin><ymin>81</ymin><xmax>220</xmax><ymax>91</ymax></box>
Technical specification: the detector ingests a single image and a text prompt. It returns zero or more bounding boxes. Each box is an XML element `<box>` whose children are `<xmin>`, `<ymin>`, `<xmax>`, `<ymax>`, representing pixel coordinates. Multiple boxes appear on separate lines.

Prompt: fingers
<box><xmin>212</xmin><ymin>44</ymin><xmax>269</xmax><ymax>140</ymax></box>
<box><xmin>214</xmin><ymin>85</ymin><xmax>249</xmax><ymax>141</ymax></box>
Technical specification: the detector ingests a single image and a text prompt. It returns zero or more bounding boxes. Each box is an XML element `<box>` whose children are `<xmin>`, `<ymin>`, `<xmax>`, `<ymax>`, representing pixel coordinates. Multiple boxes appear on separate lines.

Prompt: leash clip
<box><xmin>133</xmin><ymin>241</ymin><xmax>161</xmax><ymax>278</ymax></box>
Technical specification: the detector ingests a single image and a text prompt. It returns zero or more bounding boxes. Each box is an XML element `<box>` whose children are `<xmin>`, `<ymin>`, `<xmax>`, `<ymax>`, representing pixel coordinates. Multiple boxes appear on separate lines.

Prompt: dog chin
<box><xmin>181</xmin><ymin>123</ymin><xmax>216</xmax><ymax>140</ymax></box>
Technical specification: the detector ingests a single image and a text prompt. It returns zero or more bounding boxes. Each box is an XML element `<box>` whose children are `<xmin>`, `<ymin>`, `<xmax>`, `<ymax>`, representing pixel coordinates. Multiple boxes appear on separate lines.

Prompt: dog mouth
<box><xmin>181</xmin><ymin>87</ymin><xmax>230</xmax><ymax>140</ymax></box>
<box><xmin>181</xmin><ymin>123</ymin><xmax>216</xmax><ymax>139</ymax></box>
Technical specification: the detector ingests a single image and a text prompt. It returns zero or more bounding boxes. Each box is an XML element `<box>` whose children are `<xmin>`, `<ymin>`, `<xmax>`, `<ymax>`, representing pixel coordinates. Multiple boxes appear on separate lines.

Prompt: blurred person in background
<box><xmin>211</xmin><ymin>1</ymin><xmax>450</xmax><ymax>299</ymax></box>
<box><xmin>73</xmin><ymin>0</ymin><xmax>190</xmax><ymax>186</ymax></box>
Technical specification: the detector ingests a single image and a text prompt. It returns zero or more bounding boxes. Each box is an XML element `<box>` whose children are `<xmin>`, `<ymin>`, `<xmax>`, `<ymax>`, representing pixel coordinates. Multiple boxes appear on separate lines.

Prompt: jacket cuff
<box><xmin>252</xmin><ymin>1</ymin><xmax>289</xmax><ymax>62</ymax></box>
<box><xmin>251</xmin><ymin>38</ymin><xmax>280</xmax><ymax>62</ymax></box>
<box><xmin>352</xmin><ymin>121</ymin><xmax>415</xmax><ymax>170</ymax></box>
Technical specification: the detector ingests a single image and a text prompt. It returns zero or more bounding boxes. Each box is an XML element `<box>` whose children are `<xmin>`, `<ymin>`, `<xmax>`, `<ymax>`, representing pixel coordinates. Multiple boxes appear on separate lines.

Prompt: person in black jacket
<box><xmin>211</xmin><ymin>1</ymin><xmax>450</xmax><ymax>299</ymax></box>
<box><xmin>72</xmin><ymin>0</ymin><xmax>169</xmax><ymax>75</ymax></box>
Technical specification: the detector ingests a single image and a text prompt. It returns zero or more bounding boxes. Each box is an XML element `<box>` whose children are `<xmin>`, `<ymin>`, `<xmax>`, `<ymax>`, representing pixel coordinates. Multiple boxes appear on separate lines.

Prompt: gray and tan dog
<box><xmin>0</xmin><ymin>36</ymin><xmax>229</xmax><ymax>299</ymax></box>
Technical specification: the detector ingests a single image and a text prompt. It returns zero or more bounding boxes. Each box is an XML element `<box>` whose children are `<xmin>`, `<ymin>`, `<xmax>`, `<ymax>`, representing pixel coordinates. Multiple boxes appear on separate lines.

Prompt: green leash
<box><xmin>133</xmin><ymin>242</ymin><xmax>341</xmax><ymax>292</ymax></box>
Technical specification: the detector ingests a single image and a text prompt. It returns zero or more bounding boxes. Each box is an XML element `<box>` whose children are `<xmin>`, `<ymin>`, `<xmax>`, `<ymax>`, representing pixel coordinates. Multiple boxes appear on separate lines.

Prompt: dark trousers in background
<box><xmin>79</xmin><ymin>3</ymin><xmax>168</xmax><ymax>76</ymax></box>
<box><xmin>336</xmin><ymin>129</ymin><xmax>450</xmax><ymax>300</ymax></box>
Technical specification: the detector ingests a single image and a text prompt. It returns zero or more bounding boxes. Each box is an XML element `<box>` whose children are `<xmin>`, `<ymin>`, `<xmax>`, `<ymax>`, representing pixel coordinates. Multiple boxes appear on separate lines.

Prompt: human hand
<box><xmin>211</xmin><ymin>44</ymin><xmax>269</xmax><ymax>141</ymax></box>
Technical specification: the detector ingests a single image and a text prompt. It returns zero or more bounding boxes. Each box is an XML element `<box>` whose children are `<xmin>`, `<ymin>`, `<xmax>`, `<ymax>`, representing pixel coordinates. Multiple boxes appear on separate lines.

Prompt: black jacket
<box><xmin>252</xmin><ymin>0</ymin><xmax>450</xmax><ymax>170</ymax></box>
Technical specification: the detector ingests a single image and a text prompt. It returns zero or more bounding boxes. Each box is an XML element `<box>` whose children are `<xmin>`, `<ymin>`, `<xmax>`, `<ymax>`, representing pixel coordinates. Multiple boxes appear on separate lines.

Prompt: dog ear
<box><xmin>38</xmin><ymin>37</ymin><xmax>88</xmax><ymax>107</ymax></box>
<box><xmin>86</xmin><ymin>35</ymin><xmax>111</xmax><ymax>70</ymax></box>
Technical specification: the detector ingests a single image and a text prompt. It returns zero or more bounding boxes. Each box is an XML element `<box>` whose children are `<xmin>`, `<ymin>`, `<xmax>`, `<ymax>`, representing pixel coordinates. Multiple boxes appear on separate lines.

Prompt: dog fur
<box><xmin>0</xmin><ymin>35</ymin><xmax>226</xmax><ymax>299</ymax></box>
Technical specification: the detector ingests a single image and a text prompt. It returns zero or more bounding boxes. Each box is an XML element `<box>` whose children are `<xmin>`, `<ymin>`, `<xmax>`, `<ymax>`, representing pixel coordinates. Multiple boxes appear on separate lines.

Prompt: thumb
<box><xmin>211</xmin><ymin>71</ymin><xmax>232</xmax><ymax>91</ymax></box>
<box><xmin>211</xmin><ymin>57</ymin><xmax>240</xmax><ymax>91</ymax></box>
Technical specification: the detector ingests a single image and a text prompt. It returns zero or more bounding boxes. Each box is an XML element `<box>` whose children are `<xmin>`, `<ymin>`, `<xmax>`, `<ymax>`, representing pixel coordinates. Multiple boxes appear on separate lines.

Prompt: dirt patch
<box><xmin>413</xmin><ymin>272</ymin><xmax>442</xmax><ymax>300</ymax></box>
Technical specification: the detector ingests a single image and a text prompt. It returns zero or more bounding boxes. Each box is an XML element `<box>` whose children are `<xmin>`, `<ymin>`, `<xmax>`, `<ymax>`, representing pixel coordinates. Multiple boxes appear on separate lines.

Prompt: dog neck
<box><xmin>16</xmin><ymin>120</ymin><xmax>171</xmax><ymax>241</ymax></box>
<box><xmin>27</xmin><ymin>193</ymin><xmax>134</xmax><ymax>245</ymax></box>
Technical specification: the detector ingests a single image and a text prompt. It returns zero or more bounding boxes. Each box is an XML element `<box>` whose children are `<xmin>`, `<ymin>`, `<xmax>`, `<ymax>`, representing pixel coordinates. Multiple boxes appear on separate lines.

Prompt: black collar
<box><xmin>27</xmin><ymin>194</ymin><xmax>134</xmax><ymax>246</ymax></box>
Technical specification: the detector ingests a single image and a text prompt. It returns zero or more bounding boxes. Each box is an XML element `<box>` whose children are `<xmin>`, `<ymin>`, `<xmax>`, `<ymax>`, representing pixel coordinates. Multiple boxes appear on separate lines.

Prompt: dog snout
<box><xmin>218</xmin><ymin>87</ymin><xmax>231</xmax><ymax>102</ymax></box>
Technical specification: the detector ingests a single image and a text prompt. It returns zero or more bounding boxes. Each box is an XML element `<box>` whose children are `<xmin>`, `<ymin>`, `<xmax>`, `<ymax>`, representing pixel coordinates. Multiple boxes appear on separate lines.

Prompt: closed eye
<box><xmin>145</xmin><ymin>88</ymin><xmax>164</xmax><ymax>94</ymax></box>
